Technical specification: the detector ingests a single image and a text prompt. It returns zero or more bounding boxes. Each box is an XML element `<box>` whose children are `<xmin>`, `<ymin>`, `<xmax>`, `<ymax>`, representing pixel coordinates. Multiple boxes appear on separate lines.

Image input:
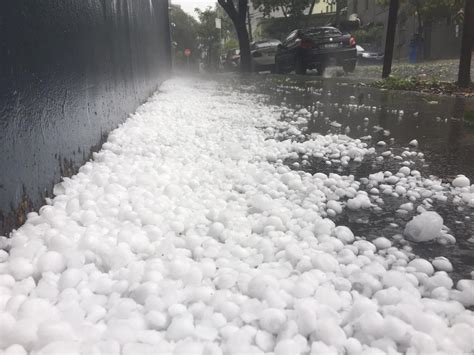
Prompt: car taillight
<box><xmin>300</xmin><ymin>39</ymin><xmax>314</xmax><ymax>49</ymax></box>
<box><xmin>349</xmin><ymin>36</ymin><xmax>356</xmax><ymax>47</ymax></box>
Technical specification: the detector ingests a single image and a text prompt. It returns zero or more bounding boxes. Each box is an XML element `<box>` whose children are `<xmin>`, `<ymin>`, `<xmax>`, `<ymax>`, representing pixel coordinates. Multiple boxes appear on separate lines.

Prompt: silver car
<box><xmin>251</xmin><ymin>39</ymin><xmax>281</xmax><ymax>73</ymax></box>
<box><xmin>357</xmin><ymin>45</ymin><xmax>384</xmax><ymax>64</ymax></box>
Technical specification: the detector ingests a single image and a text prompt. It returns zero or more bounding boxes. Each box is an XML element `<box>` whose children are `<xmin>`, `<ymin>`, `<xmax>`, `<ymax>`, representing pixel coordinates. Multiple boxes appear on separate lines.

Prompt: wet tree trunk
<box><xmin>382</xmin><ymin>0</ymin><xmax>399</xmax><ymax>78</ymax></box>
<box><xmin>458</xmin><ymin>0</ymin><xmax>474</xmax><ymax>87</ymax></box>
<box><xmin>217</xmin><ymin>0</ymin><xmax>251</xmax><ymax>72</ymax></box>
<box><xmin>335</xmin><ymin>0</ymin><xmax>341</xmax><ymax>27</ymax></box>
<box><xmin>247</xmin><ymin>8</ymin><xmax>253</xmax><ymax>43</ymax></box>
<box><xmin>306</xmin><ymin>0</ymin><xmax>317</xmax><ymax>26</ymax></box>
<box><xmin>235</xmin><ymin>21</ymin><xmax>252</xmax><ymax>72</ymax></box>
<box><xmin>308</xmin><ymin>0</ymin><xmax>316</xmax><ymax>16</ymax></box>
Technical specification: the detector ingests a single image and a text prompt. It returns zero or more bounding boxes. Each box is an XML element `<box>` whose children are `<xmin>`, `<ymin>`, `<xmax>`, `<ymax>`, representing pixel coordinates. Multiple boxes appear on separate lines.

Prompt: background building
<box><xmin>347</xmin><ymin>0</ymin><xmax>462</xmax><ymax>60</ymax></box>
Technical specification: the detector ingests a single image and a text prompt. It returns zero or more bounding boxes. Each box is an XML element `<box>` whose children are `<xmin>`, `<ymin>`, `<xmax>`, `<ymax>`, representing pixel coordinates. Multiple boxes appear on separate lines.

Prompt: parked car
<box><xmin>274</xmin><ymin>26</ymin><xmax>357</xmax><ymax>75</ymax></box>
<box><xmin>224</xmin><ymin>48</ymin><xmax>240</xmax><ymax>71</ymax></box>
<box><xmin>250</xmin><ymin>39</ymin><xmax>281</xmax><ymax>72</ymax></box>
<box><xmin>357</xmin><ymin>45</ymin><xmax>384</xmax><ymax>64</ymax></box>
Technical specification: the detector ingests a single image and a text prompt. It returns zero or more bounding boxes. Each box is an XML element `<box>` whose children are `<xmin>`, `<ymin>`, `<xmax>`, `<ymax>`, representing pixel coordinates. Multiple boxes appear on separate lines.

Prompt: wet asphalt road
<box><xmin>218</xmin><ymin>72</ymin><xmax>474</xmax><ymax>281</ymax></box>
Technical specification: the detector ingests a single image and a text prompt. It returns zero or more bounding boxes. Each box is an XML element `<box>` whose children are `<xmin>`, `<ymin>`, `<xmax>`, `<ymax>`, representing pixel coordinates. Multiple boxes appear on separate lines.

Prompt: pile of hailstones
<box><xmin>0</xmin><ymin>84</ymin><xmax>473</xmax><ymax>355</ymax></box>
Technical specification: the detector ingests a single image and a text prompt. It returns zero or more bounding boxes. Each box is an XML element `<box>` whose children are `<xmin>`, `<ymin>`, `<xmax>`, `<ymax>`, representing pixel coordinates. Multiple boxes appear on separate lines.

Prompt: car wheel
<box><xmin>295</xmin><ymin>56</ymin><xmax>306</xmax><ymax>75</ymax></box>
<box><xmin>343</xmin><ymin>61</ymin><xmax>356</xmax><ymax>73</ymax></box>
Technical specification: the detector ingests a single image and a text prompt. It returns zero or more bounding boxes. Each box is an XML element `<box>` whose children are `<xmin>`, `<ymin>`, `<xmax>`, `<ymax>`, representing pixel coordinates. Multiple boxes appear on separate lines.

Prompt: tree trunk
<box><xmin>217</xmin><ymin>0</ymin><xmax>251</xmax><ymax>73</ymax></box>
<box><xmin>235</xmin><ymin>21</ymin><xmax>252</xmax><ymax>72</ymax></box>
<box><xmin>247</xmin><ymin>8</ymin><xmax>253</xmax><ymax>43</ymax></box>
<box><xmin>414</xmin><ymin>1</ymin><xmax>425</xmax><ymax>59</ymax></box>
<box><xmin>382</xmin><ymin>0</ymin><xmax>399</xmax><ymax>78</ymax></box>
<box><xmin>335</xmin><ymin>0</ymin><xmax>341</xmax><ymax>26</ymax></box>
<box><xmin>416</xmin><ymin>1</ymin><xmax>423</xmax><ymax>35</ymax></box>
<box><xmin>458</xmin><ymin>0</ymin><xmax>474</xmax><ymax>87</ymax></box>
<box><xmin>308</xmin><ymin>0</ymin><xmax>316</xmax><ymax>16</ymax></box>
<box><xmin>306</xmin><ymin>0</ymin><xmax>316</xmax><ymax>26</ymax></box>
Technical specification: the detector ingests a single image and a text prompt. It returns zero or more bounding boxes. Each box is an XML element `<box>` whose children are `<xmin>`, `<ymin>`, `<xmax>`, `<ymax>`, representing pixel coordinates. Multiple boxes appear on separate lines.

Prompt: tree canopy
<box><xmin>217</xmin><ymin>0</ymin><xmax>252</xmax><ymax>71</ymax></box>
<box><xmin>251</xmin><ymin>0</ymin><xmax>312</xmax><ymax>18</ymax></box>
<box><xmin>169</xmin><ymin>5</ymin><xmax>200</xmax><ymax>62</ymax></box>
<box><xmin>195</xmin><ymin>5</ymin><xmax>237</xmax><ymax>69</ymax></box>
<box><xmin>377</xmin><ymin>0</ymin><xmax>464</xmax><ymax>25</ymax></box>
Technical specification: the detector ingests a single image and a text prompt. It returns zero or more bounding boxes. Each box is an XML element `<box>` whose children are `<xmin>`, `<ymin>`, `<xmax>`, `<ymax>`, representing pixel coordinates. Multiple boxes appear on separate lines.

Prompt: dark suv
<box><xmin>275</xmin><ymin>26</ymin><xmax>357</xmax><ymax>75</ymax></box>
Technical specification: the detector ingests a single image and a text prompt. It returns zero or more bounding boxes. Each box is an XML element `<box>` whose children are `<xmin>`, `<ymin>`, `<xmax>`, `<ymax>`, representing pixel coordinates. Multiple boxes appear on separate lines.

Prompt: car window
<box><xmin>283</xmin><ymin>30</ymin><xmax>298</xmax><ymax>46</ymax></box>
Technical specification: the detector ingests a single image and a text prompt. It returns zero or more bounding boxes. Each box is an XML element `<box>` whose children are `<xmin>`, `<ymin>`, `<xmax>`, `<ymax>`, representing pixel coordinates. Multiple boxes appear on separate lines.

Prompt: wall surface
<box><xmin>0</xmin><ymin>0</ymin><xmax>171</xmax><ymax>235</ymax></box>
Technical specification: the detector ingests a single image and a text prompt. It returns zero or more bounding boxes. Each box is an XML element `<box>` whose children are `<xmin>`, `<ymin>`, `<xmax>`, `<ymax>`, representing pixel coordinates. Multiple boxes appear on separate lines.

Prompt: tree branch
<box><xmin>217</xmin><ymin>0</ymin><xmax>237</xmax><ymax>20</ymax></box>
<box><xmin>238</xmin><ymin>0</ymin><xmax>248</xmax><ymax>21</ymax></box>
<box><xmin>308</xmin><ymin>0</ymin><xmax>317</xmax><ymax>16</ymax></box>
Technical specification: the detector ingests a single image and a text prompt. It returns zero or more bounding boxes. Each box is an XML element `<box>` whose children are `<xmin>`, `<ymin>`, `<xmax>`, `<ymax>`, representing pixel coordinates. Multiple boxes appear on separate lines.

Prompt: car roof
<box><xmin>252</xmin><ymin>39</ymin><xmax>280</xmax><ymax>44</ymax></box>
<box><xmin>302</xmin><ymin>26</ymin><xmax>340</xmax><ymax>32</ymax></box>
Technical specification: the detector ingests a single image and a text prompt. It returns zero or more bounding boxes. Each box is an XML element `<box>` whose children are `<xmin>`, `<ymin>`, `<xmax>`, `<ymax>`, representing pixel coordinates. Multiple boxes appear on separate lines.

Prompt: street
<box><xmin>1</xmin><ymin>75</ymin><xmax>473</xmax><ymax>354</ymax></box>
<box><xmin>235</xmin><ymin>73</ymin><xmax>474</xmax><ymax>280</ymax></box>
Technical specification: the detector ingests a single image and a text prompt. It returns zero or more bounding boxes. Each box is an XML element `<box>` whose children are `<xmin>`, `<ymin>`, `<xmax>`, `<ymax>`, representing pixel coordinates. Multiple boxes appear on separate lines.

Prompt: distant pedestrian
<box><xmin>409</xmin><ymin>33</ymin><xmax>423</xmax><ymax>64</ymax></box>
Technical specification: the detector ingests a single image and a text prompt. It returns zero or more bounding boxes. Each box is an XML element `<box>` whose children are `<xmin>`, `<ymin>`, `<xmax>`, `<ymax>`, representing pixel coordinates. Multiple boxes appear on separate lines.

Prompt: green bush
<box><xmin>259</xmin><ymin>13</ymin><xmax>336</xmax><ymax>41</ymax></box>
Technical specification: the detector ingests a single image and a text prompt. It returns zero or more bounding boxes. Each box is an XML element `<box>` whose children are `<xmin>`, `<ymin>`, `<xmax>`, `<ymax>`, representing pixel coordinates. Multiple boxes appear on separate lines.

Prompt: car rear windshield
<box><xmin>303</xmin><ymin>28</ymin><xmax>342</xmax><ymax>38</ymax></box>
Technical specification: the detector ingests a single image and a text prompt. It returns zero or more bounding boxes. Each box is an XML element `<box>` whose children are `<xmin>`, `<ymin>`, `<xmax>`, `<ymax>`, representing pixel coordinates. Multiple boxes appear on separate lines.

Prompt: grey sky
<box><xmin>171</xmin><ymin>0</ymin><xmax>217</xmax><ymax>18</ymax></box>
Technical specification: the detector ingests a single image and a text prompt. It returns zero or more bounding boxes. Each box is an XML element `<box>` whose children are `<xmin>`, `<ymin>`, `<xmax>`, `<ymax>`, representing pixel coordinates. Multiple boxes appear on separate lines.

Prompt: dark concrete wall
<box><xmin>0</xmin><ymin>0</ymin><xmax>171</xmax><ymax>235</ymax></box>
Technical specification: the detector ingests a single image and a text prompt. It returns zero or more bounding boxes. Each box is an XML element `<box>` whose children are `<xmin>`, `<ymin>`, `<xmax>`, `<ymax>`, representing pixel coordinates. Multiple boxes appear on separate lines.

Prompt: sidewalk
<box><xmin>354</xmin><ymin>59</ymin><xmax>473</xmax><ymax>82</ymax></box>
<box><xmin>0</xmin><ymin>77</ymin><xmax>473</xmax><ymax>354</ymax></box>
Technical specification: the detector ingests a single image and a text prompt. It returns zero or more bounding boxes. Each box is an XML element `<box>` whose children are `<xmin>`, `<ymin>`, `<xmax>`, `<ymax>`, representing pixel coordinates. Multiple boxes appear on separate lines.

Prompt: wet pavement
<box><xmin>219</xmin><ymin>73</ymin><xmax>474</xmax><ymax>281</ymax></box>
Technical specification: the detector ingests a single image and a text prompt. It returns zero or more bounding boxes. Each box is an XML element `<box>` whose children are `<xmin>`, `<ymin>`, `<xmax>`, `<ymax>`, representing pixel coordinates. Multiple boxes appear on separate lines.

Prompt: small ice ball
<box><xmin>408</xmin><ymin>258</ymin><xmax>434</xmax><ymax>275</ymax></box>
<box><xmin>247</xmin><ymin>274</ymin><xmax>278</xmax><ymax>299</ymax></box>
<box><xmin>372</xmin><ymin>237</ymin><xmax>391</xmax><ymax>249</ymax></box>
<box><xmin>165</xmin><ymin>316</ymin><xmax>194</xmax><ymax>341</ymax></box>
<box><xmin>432</xmin><ymin>257</ymin><xmax>453</xmax><ymax>272</ymax></box>
<box><xmin>327</xmin><ymin>200</ymin><xmax>342</xmax><ymax>214</ymax></box>
<box><xmin>8</xmin><ymin>257</ymin><xmax>34</xmax><ymax>281</ymax></box>
<box><xmin>259</xmin><ymin>308</ymin><xmax>286</xmax><ymax>334</ymax></box>
<box><xmin>404</xmin><ymin>211</ymin><xmax>443</xmax><ymax>242</ymax></box>
<box><xmin>4</xmin><ymin>345</ymin><xmax>27</xmax><ymax>355</ymax></box>
<box><xmin>58</xmin><ymin>268</ymin><xmax>84</xmax><ymax>290</ymax></box>
<box><xmin>37</xmin><ymin>251</ymin><xmax>66</xmax><ymax>274</ymax></box>
<box><xmin>399</xmin><ymin>167</ymin><xmax>411</xmax><ymax>176</ymax></box>
<box><xmin>146</xmin><ymin>311</ymin><xmax>168</xmax><ymax>330</ymax></box>
<box><xmin>209</xmin><ymin>222</ymin><xmax>225</xmax><ymax>238</ymax></box>
<box><xmin>275</xmin><ymin>339</ymin><xmax>301</xmax><ymax>355</ymax></box>
<box><xmin>334</xmin><ymin>226</ymin><xmax>354</xmax><ymax>244</ymax></box>
<box><xmin>452</xmin><ymin>175</ymin><xmax>470</xmax><ymax>188</ymax></box>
